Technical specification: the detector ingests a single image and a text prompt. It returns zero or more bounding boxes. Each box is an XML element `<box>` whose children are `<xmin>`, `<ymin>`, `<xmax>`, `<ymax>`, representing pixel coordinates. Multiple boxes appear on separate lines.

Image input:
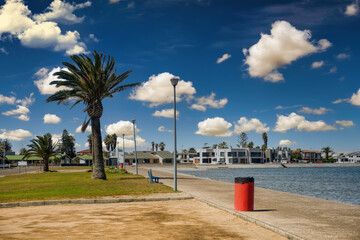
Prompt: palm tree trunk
<box><xmin>91</xmin><ymin>117</ymin><xmax>106</xmax><ymax>180</ymax></box>
<box><xmin>44</xmin><ymin>158</ymin><xmax>49</xmax><ymax>172</ymax></box>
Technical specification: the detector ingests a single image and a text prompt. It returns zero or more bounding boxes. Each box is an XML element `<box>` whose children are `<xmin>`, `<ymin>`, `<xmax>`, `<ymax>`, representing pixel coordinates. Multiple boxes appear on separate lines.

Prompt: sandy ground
<box><xmin>0</xmin><ymin>199</ymin><xmax>285</xmax><ymax>240</ymax></box>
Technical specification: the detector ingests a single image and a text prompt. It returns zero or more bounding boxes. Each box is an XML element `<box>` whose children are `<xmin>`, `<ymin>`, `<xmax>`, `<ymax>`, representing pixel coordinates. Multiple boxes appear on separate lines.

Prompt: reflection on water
<box><xmin>180</xmin><ymin>167</ymin><xmax>360</xmax><ymax>205</ymax></box>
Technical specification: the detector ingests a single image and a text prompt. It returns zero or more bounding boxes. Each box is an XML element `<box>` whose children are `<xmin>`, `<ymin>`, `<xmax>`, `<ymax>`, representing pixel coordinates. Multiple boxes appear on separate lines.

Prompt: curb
<box><xmin>190</xmin><ymin>194</ymin><xmax>306</xmax><ymax>240</ymax></box>
<box><xmin>0</xmin><ymin>196</ymin><xmax>193</xmax><ymax>208</ymax></box>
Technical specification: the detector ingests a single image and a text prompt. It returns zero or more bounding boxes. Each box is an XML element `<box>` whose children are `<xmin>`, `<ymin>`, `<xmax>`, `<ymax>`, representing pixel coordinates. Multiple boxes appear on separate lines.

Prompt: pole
<box><xmin>2</xmin><ymin>141</ymin><xmax>5</xmax><ymax>169</ymax></box>
<box><xmin>173</xmin><ymin>83</ymin><xmax>178</xmax><ymax>191</ymax></box>
<box><xmin>122</xmin><ymin>134</ymin><xmax>125</xmax><ymax>167</ymax></box>
<box><xmin>132</xmin><ymin>120</ymin><xmax>138</xmax><ymax>175</ymax></box>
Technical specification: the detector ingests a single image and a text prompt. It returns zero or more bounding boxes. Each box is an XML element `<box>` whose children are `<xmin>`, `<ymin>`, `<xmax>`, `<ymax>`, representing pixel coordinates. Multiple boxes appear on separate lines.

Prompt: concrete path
<box><xmin>126</xmin><ymin>166</ymin><xmax>360</xmax><ymax>240</ymax></box>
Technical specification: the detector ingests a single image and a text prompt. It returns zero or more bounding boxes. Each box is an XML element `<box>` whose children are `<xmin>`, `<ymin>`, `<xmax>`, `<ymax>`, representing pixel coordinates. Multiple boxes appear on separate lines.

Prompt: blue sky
<box><xmin>0</xmin><ymin>0</ymin><xmax>359</xmax><ymax>154</ymax></box>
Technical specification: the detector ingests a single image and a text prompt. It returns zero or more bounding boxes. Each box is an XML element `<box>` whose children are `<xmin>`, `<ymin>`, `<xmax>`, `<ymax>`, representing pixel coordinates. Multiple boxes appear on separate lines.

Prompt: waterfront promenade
<box><xmin>127</xmin><ymin>165</ymin><xmax>360</xmax><ymax>240</ymax></box>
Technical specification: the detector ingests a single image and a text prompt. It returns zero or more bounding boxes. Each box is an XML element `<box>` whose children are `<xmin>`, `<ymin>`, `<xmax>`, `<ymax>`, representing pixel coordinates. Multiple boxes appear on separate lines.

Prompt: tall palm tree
<box><xmin>23</xmin><ymin>133</ymin><xmax>57</xmax><ymax>172</ymax></box>
<box><xmin>46</xmin><ymin>51</ymin><xmax>140</xmax><ymax>179</ymax></box>
<box><xmin>151</xmin><ymin>141</ymin><xmax>155</xmax><ymax>151</ymax></box>
<box><xmin>87</xmin><ymin>134</ymin><xmax>92</xmax><ymax>154</ymax></box>
<box><xmin>321</xmin><ymin>146</ymin><xmax>333</xmax><ymax>161</ymax></box>
<box><xmin>262</xmin><ymin>132</ymin><xmax>268</xmax><ymax>150</ymax></box>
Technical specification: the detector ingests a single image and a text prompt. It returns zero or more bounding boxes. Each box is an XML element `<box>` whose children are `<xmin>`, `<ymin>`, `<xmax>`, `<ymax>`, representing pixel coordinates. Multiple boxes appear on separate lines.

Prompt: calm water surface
<box><xmin>180</xmin><ymin>167</ymin><xmax>360</xmax><ymax>205</ymax></box>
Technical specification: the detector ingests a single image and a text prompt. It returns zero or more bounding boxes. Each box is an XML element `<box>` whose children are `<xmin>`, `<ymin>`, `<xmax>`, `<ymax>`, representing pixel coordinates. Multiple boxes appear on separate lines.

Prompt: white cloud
<box><xmin>273</xmin><ymin>112</ymin><xmax>336</xmax><ymax>133</ymax></box>
<box><xmin>0</xmin><ymin>94</ymin><xmax>16</xmax><ymax>105</ymax></box>
<box><xmin>216</xmin><ymin>53</ymin><xmax>231</xmax><ymax>64</ymax></box>
<box><xmin>16</xmin><ymin>92</ymin><xmax>35</xmax><ymax>106</ymax></box>
<box><xmin>311</xmin><ymin>61</ymin><xmax>324</xmax><ymax>69</ymax></box>
<box><xmin>190</xmin><ymin>93</ymin><xmax>227</xmax><ymax>111</ymax></box>
<box><xmin>34</xmin><ymin>67</ymin><xmax>71</xmax><ymax>95</ymax></box>
<box><xmin>153</xmin><ymin>109</ymin><xmax>179</xmax><ymax>119</ymax></box>
<box><xmin>189</xmin><ymin>104</ymin><xmax>206</xmax><ymax>111</ymax></box>
<box><xmin>16</xmin><ymin>114</ymin><xmax>29</xmax><ymax>121</ymax></box>
<box><xmin>116</xmin><ymin>136</ymin><xmax>147</xmax><ymax>149</ymax></box>
<box><xmin>105</xmin><ymin>120</ymin><xmax>139</xmax><ymax>137</ymax></box>
<box><xmin>129</xmin><ymin>72</ymin><xmax>196</xmax><ymax>107</ymax></box>
<box><xmin>336</xmin><ymin>53</ymin><xmax>350</xmax><ymax>60</ymax></box>
<box><xmin>279</xmin><ymin>140</ymin><xmax>296</xmax><ymax>146</ymax></box>
<box><xmin>195</xmin><ymin>117</ymin><xmax>232</xmax><ymax>137</ymax></box>
<box><xmin>275</xmin><ymin>104</ymin><xmax>302</xmax><ymax>110</ymax></box>
<box><xmin>75</xmin><ymin>124</ymin><xmax>91</xmax><ymax>133</ymax></box>
<box><xmin>109</xmin><ymin>0</ymin><xmax>121</xmax><ymax>3</ymax></box>
<box><xmin>2</xmin><ymin>105</ymin><xmax>29</xmax><ymax>116</ymax></box>
<box><xmin>158</xmin><ymin>126</ymin><xmax>173</xmax><ymax>133</ymax></box>
<box><xmin>43</xmin><ymin>113</ymin><xmax>61</xmax><ymax>124</ymax></box>
<box><xmin>89</xmin><ymin>33</ymin><xmax>98</xmax><ymax>42</ymax></box>
<box><xmin>0</xmin><ymin>129</ymin><xmax>32</xmax><ymax>141</ymax></box>
<box><xmin>75</xmin><ymin>143</ymin><xmax>81</xmax><ymax>147</ymax></box>
<box><xmin>298</xmin><ymin>107</ymin><xmax>331</xmax><ymax>115</ymax></box>
<box><xmin>329</xmin><ymin>66</ymin><xmax>337</xmax><ymax>74</ymax></box>
<box><xmin>350</xmin><ymin>88</ymin><xmax>360</xmax><ymax>106</ymax></box>
<box><xmin>84</xmin><ymin>142</ymin><xmax>89</xmax><ymax>147</ymax></box>
<box><xmin>345</xmin><ymin>2</ymin><xmax>359</xmax><ymax>16</ymax></box>
<box><xmin>243</xmin><ymin>21</ymin><xmax>331</xmax><ymax>82</ymax></box>
<box><xmin>332</xmin><ymin>98</ymin><xmax>348</xmax><ymax>104</ymax></box>
<box><xmin>0</xmin><ymin>47</ymin><xmax>8</xmax><ymax>54</ymax></box>
<box><xmin>336</xmin><ymin>120</ymin><xmax>355</xmax><ymax>128</ymax></box>
<box><xmin>234</xmin><ymin>117</ymin><xmax>269</xmax><ymax>133</ymax></box>
<box><xmin>0</xmin><ymin>0</ymin><xmax>87</xmax><ymax>55</ymax></box>
<box><xmin>33</xmin><ymin>0</ymin><xmax>91</xmax><ymax>24</ymax></box>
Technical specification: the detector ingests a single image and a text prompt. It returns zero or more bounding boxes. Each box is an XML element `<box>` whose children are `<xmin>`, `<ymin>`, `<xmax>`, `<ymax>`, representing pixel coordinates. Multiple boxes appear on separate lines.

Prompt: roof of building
<box><xmin>74</xmin><ymin>155</ymin><xmax>109</xmax><ymax>160</ymax></box>
<box><xmin>6</xmin><ymin>154</ymin><xmax>65</xmax><ymax>161</ymax></box>
<box><xmin>77</xmin><ymin>149</ymin><xmax>109</xmax><ymax>154</ymax></box>
<box><xmin>126</xmin><ymin>152</ymin><xmax>159</xmax><ymax>160</ymax></box>
<box><xmin>155</xmin><ymin>151</ymin><xmax>173</xmax><ymax>159</ymax></box>
<box><xmin>291</xmin><ymin>150</ymin><xmax>321</xmax><ymax>154</ymax></box>
<box><xmin>347</xmin><ymin>151</ymin><xmax>360</xmax><ymax>156</ymax></box>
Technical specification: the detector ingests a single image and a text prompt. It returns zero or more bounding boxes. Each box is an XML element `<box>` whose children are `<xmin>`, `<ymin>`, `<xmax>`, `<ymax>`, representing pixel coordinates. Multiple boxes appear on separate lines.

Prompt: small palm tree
<box><xmin>322</xmin><ymin>146</ymin><xmax>333</xmax><ymax>161</ymax></box>
<box><xmin>218</xmin><ymin>141</ymin><xmax>228</xmax><ymax>149</ymax></box>
<box><xmin>87</xmin><ymin>134</ymin><xmax>92</xmax><ymax>153</ymax></box>
<box><xmin>23</xmin><ymin>133</ymin><xmax>57</xmax><ymax>172</ymax></box>
<box><xmin>46</xmin><ymin>51</ymin><xmax>140</xmax><ymax>180</ymax></box>
<box><xmin>159</xmin><ymin>142</ymin><xmax>165</xmax><ymax>151</ymax></box>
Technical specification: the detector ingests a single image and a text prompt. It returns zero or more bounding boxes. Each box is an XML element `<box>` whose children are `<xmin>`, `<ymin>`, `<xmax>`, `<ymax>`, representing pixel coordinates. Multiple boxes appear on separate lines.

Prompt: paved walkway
<box><xmin>126</xmin><ymin>166</ymin><xmax>360</xmax><ymax>240</ymax></box>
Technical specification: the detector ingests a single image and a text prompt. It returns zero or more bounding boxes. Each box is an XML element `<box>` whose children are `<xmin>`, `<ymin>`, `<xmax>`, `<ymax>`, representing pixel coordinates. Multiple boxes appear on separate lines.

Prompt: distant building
<box><xmin>291</xmin><ymin>149</ymin><xmax>321</xmax><ymax>162</ymax></box>
<box><xmin>77</xmin><ymin>149</ymin><xmax>109</xmax><ymax>157</ymax></box>
<box><xmin>195</xmin><ymin>147</ymin><xmax>264</xmax><ymax>164</ymax></box>
<box><xmin>337</xmin><ymin>152</ymin><xmax>360</xmax><ymax>163</ymax></box>
<box><xmin>124</xmin><ymin>151</ymin><xmax>174</xmax><ymax>165</ymax></box>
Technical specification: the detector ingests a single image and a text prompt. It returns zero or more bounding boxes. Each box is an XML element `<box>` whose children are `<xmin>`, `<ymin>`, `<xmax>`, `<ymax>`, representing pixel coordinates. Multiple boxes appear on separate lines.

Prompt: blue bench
<box><xmin>148</xmin><ymin>169</ymin><xmax>160</xmax><ymax>183</ymax></box>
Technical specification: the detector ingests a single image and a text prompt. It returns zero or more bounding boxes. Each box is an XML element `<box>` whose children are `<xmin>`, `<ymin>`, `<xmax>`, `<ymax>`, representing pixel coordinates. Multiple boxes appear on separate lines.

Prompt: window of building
<box><xmin>233</xmin><ymin>158</ymin><xmax>238</xmax><ymax>164</ymax></box>
<box><xmin>238</xmin><ymin>152</ymin><xmax>246</xmax><ymax>157</ymax></box>
<box><xmin>251</xmin><ymin>152</ymin><xmax>262</xmax><ymax>157</ymax></box>
<box><xmin>220</xmin><ymin>152</ymin><xmax>225</xmax><ymax>157</ymax></box>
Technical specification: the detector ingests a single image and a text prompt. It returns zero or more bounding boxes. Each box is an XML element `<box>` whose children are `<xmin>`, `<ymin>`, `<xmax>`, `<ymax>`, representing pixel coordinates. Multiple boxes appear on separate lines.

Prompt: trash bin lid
<box><xmin>235</xmin><ymin>177</ymin><xmax>254</xmax><ymax>184</ymax></box>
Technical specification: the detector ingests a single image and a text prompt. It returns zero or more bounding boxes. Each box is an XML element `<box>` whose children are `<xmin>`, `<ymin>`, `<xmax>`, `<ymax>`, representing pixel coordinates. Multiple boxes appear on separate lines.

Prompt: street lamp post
<box><xmin>122</xmin><ymin>134</ymin><xmax>125</xmax><ymax>168</ymax></box>
<box><xmin>170</xmin><ymin>77</ymin><xmax>179</xmax><ymax>191</ymax></box>
<box><xmin>131</xmin><ymin>119</ymin><xmax>138</xmax><ymax>175</ymax></box>
<box><xmin>2</xmin><ymin>140</ymin><xmax>5</xmax><ymax>169</ymax></box>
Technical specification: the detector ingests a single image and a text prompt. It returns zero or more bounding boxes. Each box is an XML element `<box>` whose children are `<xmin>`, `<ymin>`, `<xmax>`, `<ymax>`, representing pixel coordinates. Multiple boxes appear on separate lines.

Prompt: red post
<box><xmin>120</xmin><ymin>163</ymin><xmax>124</xmax><ymax>169</ymax></box>
<box><xmin>234</xmin><ymin>177</ymin><xmax>254</xmax><ymax>211</ymax></box>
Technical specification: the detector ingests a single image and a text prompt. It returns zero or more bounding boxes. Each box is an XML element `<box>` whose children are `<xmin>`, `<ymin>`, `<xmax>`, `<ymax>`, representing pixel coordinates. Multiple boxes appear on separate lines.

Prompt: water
<box><xmin>180</xmin><ymin>167</ymin><xmax>360</xmax><ymax>205</ymax></box>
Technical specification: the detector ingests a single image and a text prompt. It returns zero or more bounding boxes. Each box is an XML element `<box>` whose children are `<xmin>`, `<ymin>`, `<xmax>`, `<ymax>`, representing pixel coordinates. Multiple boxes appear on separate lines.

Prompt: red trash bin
<box><xmin>234</xmin><ymin>177</ymin><xmax>254</xmax><ymax>211</ymax></box>
<box><xmin>120</xmin><ymin>163</ymin><xmax>124</xmax><ymax>169</ymax></box>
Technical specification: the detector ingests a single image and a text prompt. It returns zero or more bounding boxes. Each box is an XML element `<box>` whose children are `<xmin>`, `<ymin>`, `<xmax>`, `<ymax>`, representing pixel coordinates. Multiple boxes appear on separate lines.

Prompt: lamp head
<box><xmin>170</xmin><ymin>77</ymin><xmax>179</xmax><ymax>87</ymax></box>
<box><xmin>131</xmin><ymin>119</ymin><xmax>136</xmax><ymax>124</ymax></box>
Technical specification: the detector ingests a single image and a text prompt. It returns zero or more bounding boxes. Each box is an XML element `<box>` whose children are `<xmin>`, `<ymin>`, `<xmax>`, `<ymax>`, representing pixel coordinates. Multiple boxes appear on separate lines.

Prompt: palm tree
<box><xmin>159</xmin><ymin>142</ymin><xmax>165</xmax><ymax>151</ymax></box>
<box><xmin>46</xmin><ymin>51</ymin><xmax>140</xmax><ymax>180</ymax></box>
<box><xmin>104</xmin><ymin>134</ymin><xmax>117</xmax><ymax>152</ymax></box>
<box><xmin>218</xmin><ymin>141</ymin><xmax>228</xmax><ymax>148</ymax></box>
<box><xmin>155</xmin><ymin>143</ymin><xmax>159</xmax><ymax>151</ymax></box>
<box><xmin>151</xmin><ymin>141</ymin><xmax>155</xmax><ymax>151</ymax></box>
<box><xmin>247</xmin><ymin>141</ymin><xmax>254</xmax><ymax>148</ymax></box>
<box><xmin>23</xmin><ymin>133</ymin><xmax>57</xmax><ymax>172</ymax></box>
<box><xmin>322</xmin><ymin>146</ymin><xmax>333</xmax><ymax>161</ymax></box>
<box><xmin>262</xmin><ymin>132</ymin><xmax>268</xmax><ymax>150</ymax></box>
<box><xmin>87</xmin><ymin>134</ymin><xmax>92</xmax><ymax>153</ymax></box>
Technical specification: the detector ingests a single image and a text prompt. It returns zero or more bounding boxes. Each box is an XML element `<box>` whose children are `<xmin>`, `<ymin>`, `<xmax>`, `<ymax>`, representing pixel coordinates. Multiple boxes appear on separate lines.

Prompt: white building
<box><xmin>337</xmin><ymin>151</ymin><xmax>360</xmax><ymax>163</ymax></box>
<box><xmin>194</xmin><ymin>147</ymin><xmax>264</xmax><ymax>164</ymax></box>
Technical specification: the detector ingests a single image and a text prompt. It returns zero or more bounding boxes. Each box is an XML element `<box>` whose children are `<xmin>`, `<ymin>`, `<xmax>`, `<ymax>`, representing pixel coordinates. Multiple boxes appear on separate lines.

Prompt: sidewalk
<box><xmin>127</xmin><ymin>165</ymin><xmax>360</xmax><ymax>240</ymax></box>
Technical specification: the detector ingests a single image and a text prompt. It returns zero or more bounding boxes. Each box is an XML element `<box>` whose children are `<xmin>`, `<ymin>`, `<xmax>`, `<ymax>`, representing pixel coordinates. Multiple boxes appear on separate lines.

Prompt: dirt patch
<box><xmin>0</xmin><ymin>199</ymin><xmax>285</xmax><ymax>240</ymax></box>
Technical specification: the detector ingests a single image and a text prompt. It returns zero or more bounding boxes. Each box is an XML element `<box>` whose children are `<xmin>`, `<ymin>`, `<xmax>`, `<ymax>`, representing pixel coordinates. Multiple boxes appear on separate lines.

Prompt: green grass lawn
<box><xmin>0</xmin><ymin>171</ymin><xmax>174</xmax><ymax>203</ymax></box>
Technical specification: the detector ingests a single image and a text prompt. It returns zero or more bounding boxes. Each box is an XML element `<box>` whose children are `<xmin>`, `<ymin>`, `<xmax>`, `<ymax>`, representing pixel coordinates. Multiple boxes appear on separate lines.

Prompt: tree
<box><xmin>262</xmin><ymin>132</ymin><xmax>268</xmax><ymax>150</ymax></box>
<box><xmin>218</xmin><ymin>141</ymin><xmax>228</xmax><ymax>148</ymax></box>
<box><xmin>151</xmin><ymin>141</ymin><xmax>155</xmax><ymax>151</ymax></box>
<box><xmin>46</xmin><ymin>51</ymin><xmax>140</xmax><ymax>180</ymax></box>
<box><xmin>261</xmin><ymin>144</ymin><xmax>266</xmax><ymax>151</ymax></box>
<box><xmin>104</xmin><ymin>134</ymin><xmax>117</xmax><ymax>152</ymax></box>
<box><xmin>24</xmin><ymin>133</ymin><xmax>57</xmax><ymax>172</ymax></box>
<box><xmin>87</xmin><ymin>134</ymin><xmax>92</xmax><ymax>154</ymax></box>
<box><xmin>61</xmin><ymin>129</ymin><xmax>76</xmax><ymax>158</ymax></box>
<box><xmin>159</xmin><ymin>142</ymin><xmax>165</xmax><ymax>151</ymax></box>
<box><xmin>155</xmin><ymin>143</ymin><xmax>159</xmax><ymax>151</ymax></box>
<box><xmin>255</xmin><ymin>146</ymin><xmax>260</xmax><ymax>149</ymax></box>
<box><xmin>247</xmin><ymin>141</ymin><xmax>254</xmax><ymax>148</ymax></box>
<box><xmin>19</xmin><ymin>147</ymin><xmax>27</xmax><ymax>155</ymax></box>
<box><xmin>212</xmin><ymin>144</ymin><xmax>218</xmax><ymax>149</ymax></box>
<box><xmin>237</xmin><ymin>132</ymin><xmax>248</xmax><ymax>148</ymax></box>
<box><xmin>188</xmin><ymin>147</ymin><xmax>196</xmax><ymax>153</ymax></box>
<box><xmin>322</xmin><ymin>146</ymin><xmax>333</xmax><ymax>161</ymax></box>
